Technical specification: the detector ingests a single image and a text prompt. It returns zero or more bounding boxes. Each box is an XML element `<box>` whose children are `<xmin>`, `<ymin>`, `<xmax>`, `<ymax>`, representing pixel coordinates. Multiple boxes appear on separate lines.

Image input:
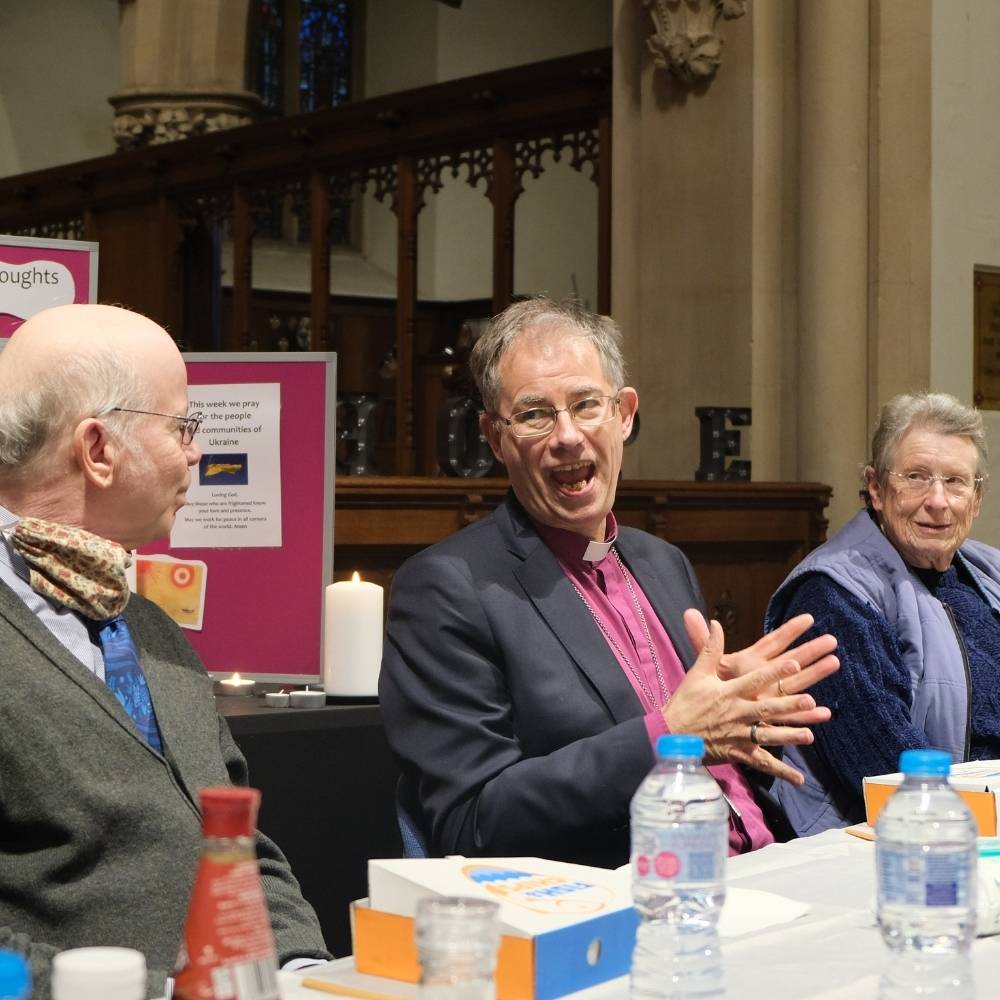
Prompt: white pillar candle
<box><xmin>323</xmin><ymin>572</ymin><xmax>384</xmax><ymax>696</ymax></box>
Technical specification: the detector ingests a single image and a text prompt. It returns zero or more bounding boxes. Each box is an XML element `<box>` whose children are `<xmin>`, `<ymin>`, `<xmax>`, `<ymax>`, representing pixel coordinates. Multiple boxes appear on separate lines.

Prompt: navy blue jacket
<box><xmin>379</xmin><ymin>492</ymin><xmax>704</xmax><ymax>868</ymax></box>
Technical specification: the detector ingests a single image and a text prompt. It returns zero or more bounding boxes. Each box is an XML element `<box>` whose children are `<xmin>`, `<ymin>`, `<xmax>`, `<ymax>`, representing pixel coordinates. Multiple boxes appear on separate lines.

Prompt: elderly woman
<box><xmin>766</xmin><ymin>392</ymin><xmax>1000</xmax><ymax>836</ymax></box>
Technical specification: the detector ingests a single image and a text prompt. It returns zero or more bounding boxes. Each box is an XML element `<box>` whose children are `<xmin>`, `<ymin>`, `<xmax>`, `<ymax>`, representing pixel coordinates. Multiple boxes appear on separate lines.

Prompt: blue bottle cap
<box><xmin>656</xmin><ymin>734</ymin><xmax>704</xmax><ymax>759</ymax></box>
<box><xmin>0</xmin><ymin>950</ymin><xmax>29</xmax><ymax>999</ymax></box>
<box><xmin>899</xmin><ymin>749</ymin><xmax>951</xmax><ymax>777</ymax></box>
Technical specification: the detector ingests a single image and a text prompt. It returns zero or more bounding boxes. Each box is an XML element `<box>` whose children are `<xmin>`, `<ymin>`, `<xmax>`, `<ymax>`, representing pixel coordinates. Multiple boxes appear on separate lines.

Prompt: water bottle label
<box><xmin>878</xmin><ymin>845</ymin><xmax>971</xmax><ymax>907</ymax></box>
<box><xmin>633</xmin><ymin>822</ymin><xmax>727</xmax><ymax>883</ymax></box>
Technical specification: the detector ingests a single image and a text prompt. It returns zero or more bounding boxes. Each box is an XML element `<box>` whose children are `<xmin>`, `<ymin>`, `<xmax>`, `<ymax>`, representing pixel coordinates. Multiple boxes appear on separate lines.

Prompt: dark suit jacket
<box><xmin>379</xmin><ymin>493</ymin><xmax>704</xmax><ymax>868</ymax></box>
<box><xmin>0</xmin><ymin>584</ymin><xmax>328</xmax><ymax>1000</ymax></box>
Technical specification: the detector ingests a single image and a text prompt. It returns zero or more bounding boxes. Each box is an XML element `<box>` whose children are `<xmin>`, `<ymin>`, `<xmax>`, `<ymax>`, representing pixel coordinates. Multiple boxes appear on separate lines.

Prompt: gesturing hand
<box><xmin>662</xmin><ymin>612</ymin><xmax>839</xmax><ymax>785</ymax></box>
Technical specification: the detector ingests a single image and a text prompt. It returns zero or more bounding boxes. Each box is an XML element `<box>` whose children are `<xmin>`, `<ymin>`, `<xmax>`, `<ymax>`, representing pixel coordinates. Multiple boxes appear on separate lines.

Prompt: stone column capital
<box><xmin>109</xmin><ymin>91</ymin><xmax>261</xmax><ymax>149</ymax></box>
<box><xmin>641</xmin><ymin>0</ymin><xmax>748</xmax><ymax>85</ymax></box>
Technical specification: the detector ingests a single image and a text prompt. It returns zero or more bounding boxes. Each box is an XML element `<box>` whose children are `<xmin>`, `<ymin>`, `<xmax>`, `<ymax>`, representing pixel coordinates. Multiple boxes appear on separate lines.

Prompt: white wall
<box><xmin>435</xmin><ymin>0</ymin><xmax>606</xmax><ymax>305</ymax></box>
<box><xmin>0</xmin><ymin>101</ymin><xmax>17</xmax><ymax>178</ymax></box>
<box><xmin>0</xmin><ymin>0</ymin><xmax>119</xmax><ymax>178</ymax></box>
<box><xmin>930</xmin><ymin>0</ymin><xmax>1000</xmax><ymax>545</ymax></box>
<box><xmin>434</xmin><ymin>0</ymin><xmax>610</xmax><ymax>82</ymax></box>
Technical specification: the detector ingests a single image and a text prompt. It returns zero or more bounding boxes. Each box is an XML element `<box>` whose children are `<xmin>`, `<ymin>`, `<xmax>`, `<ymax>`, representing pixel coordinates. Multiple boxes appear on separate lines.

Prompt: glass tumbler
<box><xmin>416</xmin><ymin>896</ymin><xmax>500</xmax><ymax>1000</ymax></box>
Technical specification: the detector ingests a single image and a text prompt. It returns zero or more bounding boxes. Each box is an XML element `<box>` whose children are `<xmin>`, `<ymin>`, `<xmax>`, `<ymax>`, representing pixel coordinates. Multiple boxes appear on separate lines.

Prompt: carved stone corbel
<box><xmin>109</xmin><ymin>95</ymin><xmax>259</xmax><ymax>150</ymax></box>
<box><xmin>641</xmin><ymin>0</ymin><xmax>748</xmax><ymax>86</ymax></box>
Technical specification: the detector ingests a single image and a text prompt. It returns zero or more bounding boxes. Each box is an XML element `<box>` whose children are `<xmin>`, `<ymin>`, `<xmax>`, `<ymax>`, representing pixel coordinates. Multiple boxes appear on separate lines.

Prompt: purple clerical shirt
<box><xmin>534</xmin><ymin>515</ymin><xmax>774</xmax><ymax>855</ymax></box>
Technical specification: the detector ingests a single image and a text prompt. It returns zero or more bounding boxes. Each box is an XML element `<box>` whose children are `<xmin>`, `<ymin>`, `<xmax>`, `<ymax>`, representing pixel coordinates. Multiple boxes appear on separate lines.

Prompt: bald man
<box><xmin>0</xmin><ymin>305</ymin><xmax>329</xmax><ymax>999</ymax></box>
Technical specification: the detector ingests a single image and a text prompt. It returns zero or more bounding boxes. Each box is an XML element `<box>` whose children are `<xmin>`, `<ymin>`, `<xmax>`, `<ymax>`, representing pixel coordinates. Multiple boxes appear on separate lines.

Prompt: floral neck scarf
<box><xmin>6</xmin><ymin>517</ymin><xmax>131</xmax><ymax>621</ymax></box>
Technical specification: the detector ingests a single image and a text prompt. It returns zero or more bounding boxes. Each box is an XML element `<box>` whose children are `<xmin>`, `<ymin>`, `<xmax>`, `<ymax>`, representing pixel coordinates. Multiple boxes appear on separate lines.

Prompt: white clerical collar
<box><xmin>531</xmin><ymin>512</ymin><xmax>620</xmax><ymax>566</ymax></box>
<box><xmin>582</xmin><ymin>538</ymin><xmax>614</xmax><ymax>563</ymax></box>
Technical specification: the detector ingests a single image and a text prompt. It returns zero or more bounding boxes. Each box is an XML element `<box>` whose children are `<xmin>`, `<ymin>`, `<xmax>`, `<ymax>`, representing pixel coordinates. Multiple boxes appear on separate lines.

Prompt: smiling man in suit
<box><xmin>380</xmin><ymin>296</ymin><xmax>840</xmax><ymax>867</ymax></box>
<box><xmin>0</xmin><ymin>304</ymin><xmax>328</xmax><ymax>999</ymax></box>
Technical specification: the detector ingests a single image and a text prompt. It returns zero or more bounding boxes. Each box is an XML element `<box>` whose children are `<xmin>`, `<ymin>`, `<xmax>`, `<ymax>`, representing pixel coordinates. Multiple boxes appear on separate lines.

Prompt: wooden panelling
<box><xmin>333</xmin><ymin>478</ymin><xmax>831</xmax><ymax>651</ymax></box>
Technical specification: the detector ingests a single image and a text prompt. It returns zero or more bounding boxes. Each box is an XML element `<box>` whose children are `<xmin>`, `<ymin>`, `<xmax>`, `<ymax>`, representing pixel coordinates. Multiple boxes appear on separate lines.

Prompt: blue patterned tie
<box><xmin>93</xmin><ymin>616</ymin><xmax>164</xmax><ymax>752</ymax></box>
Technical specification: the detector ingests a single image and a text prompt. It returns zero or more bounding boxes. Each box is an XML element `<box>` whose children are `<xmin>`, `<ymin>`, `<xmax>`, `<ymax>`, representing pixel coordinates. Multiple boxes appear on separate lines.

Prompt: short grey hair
<box><xmin>867</xmin><ymin>391</ymin><xmax>988</xmax><ymax>496</ymax></box>
<box><xmin>469</xmin><ymin>297</ymin><xmax>627</xmax><ymax>414</ymax></box>
<box><xmin>0</xmin><ymin>348</ymin><xmax>151</xmax><ymax>474</ymax></box>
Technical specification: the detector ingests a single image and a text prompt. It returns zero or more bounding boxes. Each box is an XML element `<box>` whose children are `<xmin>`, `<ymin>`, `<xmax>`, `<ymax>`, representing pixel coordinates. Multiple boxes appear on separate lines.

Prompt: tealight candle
<box><xmin>323</xmin><ymin>572</ymin><xmax>383</xmax><ymax>696</ymax></box>
<box><xmin>216</xmin><ymin>672</ymin><xmax>256</xmax><ymax>697</ymax></box>
<box><xmin>264</xmin><ymin>692</ymin><xmax>290</xmax><ymax>708</ymax></box>
<box><xmin>289</xmin><ymin>688</ymin><xmax>326</xmax><ymax>709</ymax></box>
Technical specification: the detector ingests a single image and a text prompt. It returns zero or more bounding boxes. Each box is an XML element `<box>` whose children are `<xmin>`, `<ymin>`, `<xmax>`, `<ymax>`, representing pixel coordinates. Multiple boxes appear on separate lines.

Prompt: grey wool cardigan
<box><xmin>0</xmin><ymin>583</ymin><xmax>329</xmax><ymax>999</ymax></box>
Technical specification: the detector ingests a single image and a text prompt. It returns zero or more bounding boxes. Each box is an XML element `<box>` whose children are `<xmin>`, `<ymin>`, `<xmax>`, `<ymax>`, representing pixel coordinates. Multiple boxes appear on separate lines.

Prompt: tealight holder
<box><xmin>214</xmin><ymin>673</ymin><xmax>257</xmax><ymax>697</ymax></box>
<box><xmin>289</xmin><ymin>688</ymin><xmax>326</xmax><ymax>709</ymax></box>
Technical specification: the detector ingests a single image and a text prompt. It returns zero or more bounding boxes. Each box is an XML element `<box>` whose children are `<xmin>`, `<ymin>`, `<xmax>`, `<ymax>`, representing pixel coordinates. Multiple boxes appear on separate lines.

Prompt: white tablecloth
<box><xmin>285</xmin><ymin>829</ymin><xmax>1000</xmax><ymax>999</ymax></box>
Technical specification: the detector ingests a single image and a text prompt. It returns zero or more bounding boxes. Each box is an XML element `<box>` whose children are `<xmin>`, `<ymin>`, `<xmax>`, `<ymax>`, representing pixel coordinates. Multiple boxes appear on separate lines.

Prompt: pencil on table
<box><xmin>300</xmin><ymin>977</ymin><xmax>409</xmax><ymax>1000</ymax></box>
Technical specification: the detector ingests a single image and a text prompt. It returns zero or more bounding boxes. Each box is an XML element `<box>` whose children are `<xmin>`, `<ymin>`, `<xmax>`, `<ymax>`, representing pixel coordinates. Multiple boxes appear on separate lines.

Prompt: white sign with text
<box><xmin>170</xmin><ymin>382</ymin><xmax>283</xmax><ymax>548</ymax></box>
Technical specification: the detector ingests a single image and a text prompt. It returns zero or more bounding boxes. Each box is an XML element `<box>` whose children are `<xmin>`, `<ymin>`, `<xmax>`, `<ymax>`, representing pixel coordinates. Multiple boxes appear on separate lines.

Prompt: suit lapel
<box><xmin>497</xmin><ymin>496</ymin><xmax>648</xmax><ymax>723</ymax></box>
<box><xmin>515</xmin><ymin>546</ymin><xmax>643</xmax><ymax>723</ymax></box>
<box><xmin>615</xmin><ymin>533</ymin><xmax>698</xmax><ymax>670</ymax></box>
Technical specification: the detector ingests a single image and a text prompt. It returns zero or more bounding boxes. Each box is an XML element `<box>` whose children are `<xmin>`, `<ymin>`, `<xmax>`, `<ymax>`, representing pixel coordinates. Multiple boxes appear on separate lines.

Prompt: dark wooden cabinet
<box><xmin>333</xmin><ymin>477</ymin><xmax>831</xmax><ymax>652</ymax></box>
<box><xmin>219</xmin><ymin>699</ymin><xmax>401</xmax><ymax>958</ymax></box>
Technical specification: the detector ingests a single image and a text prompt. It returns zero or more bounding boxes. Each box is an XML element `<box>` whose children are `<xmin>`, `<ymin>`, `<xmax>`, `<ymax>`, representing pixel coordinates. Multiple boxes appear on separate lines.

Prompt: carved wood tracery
<box><xmin>6</xmin><ymin>218</ymin><xmax>84</xmax><ymax>241</ymax></box>
<box><xmin>415</xmin><ymin>146</ymin><xmax>492</xmax><ymax>209</ymax></box>
<box><xmin>515</xmin><ymin>127</ymin><xmax>601</xmax><ymax>197</ymax></box>
<box><xmin>0</xmin><ymin>49</ymin><xmax>612</xmax><ymax>474</ymax></box>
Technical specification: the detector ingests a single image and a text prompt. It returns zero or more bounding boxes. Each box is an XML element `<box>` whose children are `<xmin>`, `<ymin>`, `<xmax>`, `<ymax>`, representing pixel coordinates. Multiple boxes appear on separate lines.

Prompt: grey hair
<box><xmin>0</xmin><ymin>348</ymin><xmax>151</xmax><ymax>473</ymax></box>
<box><xmin>469</xmin><ymin>296</ymin><xmax>627</xmax><ymax>414</ymax></box>
<box><xmin>866</xmin><ymin>391</ymin><xmax>988</xmax><ymax>499</ymax></box>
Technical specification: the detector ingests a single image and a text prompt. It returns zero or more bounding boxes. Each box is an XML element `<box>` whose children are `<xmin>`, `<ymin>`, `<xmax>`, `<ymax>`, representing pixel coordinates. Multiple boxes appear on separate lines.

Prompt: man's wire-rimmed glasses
<box><xmin>108</xmin><ymin>407</ymin><xmax>204</xmax><ymax>445</ymax></box>
<box><xmin>494</xmin><ymin>395</ymin><xmax>621</xmax><ymax>439</ymax></box>
<box><xmin>886</xmin><ymin>469</ymin><xmax>985</xmax><ymax>500</ymax></box>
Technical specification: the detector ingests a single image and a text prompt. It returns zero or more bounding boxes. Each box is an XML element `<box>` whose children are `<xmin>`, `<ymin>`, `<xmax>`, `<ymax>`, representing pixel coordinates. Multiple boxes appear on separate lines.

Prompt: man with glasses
<box><xmin>766</xmin><ymin>391</ymin><xmax>1000</xmax><ymax>836</ymax></box>
<box><xmin>0</xmin><ymin>304</ymin><xmax>328</xmax><ymax>997</ymax></box>
<box><xmin>380</xmin><ymin>296</ymin><xmax>840</xmax><ymax>866</ymax></box>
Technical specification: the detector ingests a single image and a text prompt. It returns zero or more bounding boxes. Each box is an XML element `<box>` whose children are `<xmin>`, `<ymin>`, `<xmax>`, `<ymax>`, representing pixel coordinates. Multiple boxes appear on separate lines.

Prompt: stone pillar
<box><xmin>868</xmin><ymin>0</ymin><xmax>932</xmax><ymax>413</ymax></box>
<box><xmin>110</xmin><ymin>0</ymin><xmax>261</xmax><ymax>149</ymax></box>
<box><xmin>613</xmin><ymin>0</ymin><xmax>754</xmax><ymax>482</ymax></box>
<box><xmin>797</xmin><ymin>0</ymin><xmax>871</xmax><ymax>529</ymax></box>
<box><xmin>749</xmin><ymin>0</ymin><xmax>799</xmax><ymax>481</ymax></box>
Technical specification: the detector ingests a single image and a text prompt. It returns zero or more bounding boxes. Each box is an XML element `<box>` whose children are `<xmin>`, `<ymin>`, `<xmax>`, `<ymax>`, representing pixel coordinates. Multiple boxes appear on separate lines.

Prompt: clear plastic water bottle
<box><xmin>875</xmin><ymin>750</ymin><xmax>978</xmax><ymax>999</ymax></box>
<box><xmin>0</xmin><ymin>951</ymin><xmax>30</xmax><ymax>1000</ymax></box>
<box><xmin>876</xmin><ymin>749</ymin><xmax>977</xmax><ymax>956</ymax></box>
<box><xmin>630</xmin><ymin>733</ymin><xmax>728</xmax><ymax>1000</ymax></box>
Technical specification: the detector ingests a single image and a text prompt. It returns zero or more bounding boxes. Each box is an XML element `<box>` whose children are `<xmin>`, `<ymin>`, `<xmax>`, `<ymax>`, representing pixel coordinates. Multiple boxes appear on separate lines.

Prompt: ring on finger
<box><xmin>777</xmin><ymin>679</ymin><xmax>786</xmax><ymax>697</ymax></box>
<box><xmin>749</xmin><ymin>721</ymin><xmax>762</xmax><ymax>745</ymax></box>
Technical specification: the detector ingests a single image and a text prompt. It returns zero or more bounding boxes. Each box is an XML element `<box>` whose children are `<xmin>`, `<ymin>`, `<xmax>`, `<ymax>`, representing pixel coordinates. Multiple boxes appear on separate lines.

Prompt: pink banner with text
<box><xmin>138</xmin><ymin>355</ymin><xmax>336</xmax><ymax>681</ymax></box>
<box><xmin>0</xmin><ymin>235</ymin><xmax>98</xmax><ymax>337</ymax></box>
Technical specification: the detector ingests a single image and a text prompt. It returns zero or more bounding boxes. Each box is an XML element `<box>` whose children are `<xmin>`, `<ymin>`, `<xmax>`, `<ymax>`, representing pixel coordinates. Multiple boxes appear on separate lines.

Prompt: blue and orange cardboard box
<box><xmin>352</xmin><ymin>857</ymin><xmax>638</xmax><ymax>1000</ymax></box>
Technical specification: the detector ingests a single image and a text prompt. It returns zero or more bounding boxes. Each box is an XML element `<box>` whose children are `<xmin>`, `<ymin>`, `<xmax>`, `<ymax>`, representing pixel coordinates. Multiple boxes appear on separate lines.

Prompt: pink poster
<box><xmin>0</xmin><ymin>235</ymin><xmax>99</xmax><ymax>338</ymax></box>
<box><xmin>138</xmin><ymin>355</ymin><xmax>337</xmax><ymax>682</ymax></box>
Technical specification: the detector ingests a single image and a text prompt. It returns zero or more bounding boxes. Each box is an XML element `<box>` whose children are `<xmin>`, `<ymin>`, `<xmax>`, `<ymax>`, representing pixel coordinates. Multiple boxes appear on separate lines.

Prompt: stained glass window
<box><xmin>254</xmin><ymin>0</ymin><xmax>285</xmax><ymax>114</ymax></box>
<box><xmin>254</xmin><ymin>1</ymin><xmax>353</xmax><ymax>115</ymax></box>
<box><xmin>251</xmin><ymin>1</ymin><xmax>356</xmax><ymax>244</ymax></box>
<box><xmin>299</xmin><ymin>0</ymin><xmax>353</xmax><ymax>113</ymax></box>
